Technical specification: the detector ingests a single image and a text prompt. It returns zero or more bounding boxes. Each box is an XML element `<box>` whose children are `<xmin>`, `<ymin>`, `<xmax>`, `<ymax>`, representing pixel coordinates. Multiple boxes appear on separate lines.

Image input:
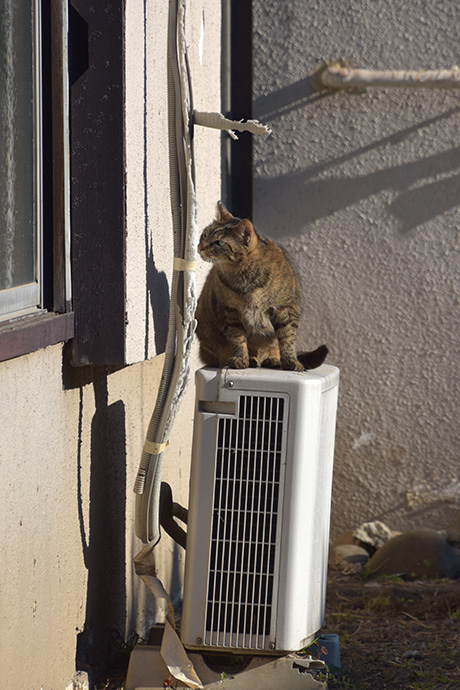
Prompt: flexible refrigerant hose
<box><xmin>134</xmin><ymin>0</ymin><xmax>196</xmax><ymax>545</ymax></box>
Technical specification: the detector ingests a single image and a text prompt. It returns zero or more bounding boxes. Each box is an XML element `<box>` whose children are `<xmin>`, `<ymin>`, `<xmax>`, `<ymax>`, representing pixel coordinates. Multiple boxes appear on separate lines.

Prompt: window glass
<box><xmin>0</xmin><ymin>0</ymin><xmax>40</xmax><ymax>314</ymax></box>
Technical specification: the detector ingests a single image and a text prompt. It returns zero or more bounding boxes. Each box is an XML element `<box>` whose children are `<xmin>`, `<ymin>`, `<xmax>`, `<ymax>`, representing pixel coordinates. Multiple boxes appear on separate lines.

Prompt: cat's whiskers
<box><xmin>211</xmin><ymin>255</ymin><xmax>225</xmax><ymax>270</ymax></box>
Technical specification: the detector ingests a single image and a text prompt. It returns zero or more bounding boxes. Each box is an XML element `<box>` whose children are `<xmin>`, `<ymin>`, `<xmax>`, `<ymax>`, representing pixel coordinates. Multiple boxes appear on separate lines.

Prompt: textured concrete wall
<box><xmin>0</xmin><ymin>1</ymin><xmax>220</xmax><ymax>688</ymax></box>
<box><xmin>252</xmin><ymin>1</ymin><xmax>460</xmax><ymax>538</ymax></box>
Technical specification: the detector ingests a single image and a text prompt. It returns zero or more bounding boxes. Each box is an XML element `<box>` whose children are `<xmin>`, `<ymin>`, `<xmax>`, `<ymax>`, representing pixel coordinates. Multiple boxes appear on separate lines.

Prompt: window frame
<box><xmin>0</xmin><ymin>0</ymin><xmax>73</xmax><ymax>363</ymax></box>
<box><xmin>69</xmin><ymin>0</ymin><xmax>126</xmax><ymax>367</ymax></box>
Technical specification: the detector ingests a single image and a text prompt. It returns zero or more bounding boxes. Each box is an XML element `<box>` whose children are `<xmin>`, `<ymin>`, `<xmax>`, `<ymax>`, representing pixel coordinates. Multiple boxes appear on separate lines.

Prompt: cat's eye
<box><xmin>216</xmin><ymin>240</ymin><xmax>226</xmax><ymax>247</ymax></box>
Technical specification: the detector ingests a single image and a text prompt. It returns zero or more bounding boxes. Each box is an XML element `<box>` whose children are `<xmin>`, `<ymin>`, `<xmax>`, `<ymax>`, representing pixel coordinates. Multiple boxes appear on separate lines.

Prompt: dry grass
<box><xmin>321</xmin><ymin>564</ymin><xmax>460</xmax><ymax>689</ymax></box>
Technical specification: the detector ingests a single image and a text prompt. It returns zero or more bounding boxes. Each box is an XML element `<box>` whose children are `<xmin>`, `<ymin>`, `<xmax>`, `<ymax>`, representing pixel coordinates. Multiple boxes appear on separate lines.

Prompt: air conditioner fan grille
<box><xmin>205</xmin><ymin>394</ymin><xmax>285</xmax><ymax>649</ymax></box>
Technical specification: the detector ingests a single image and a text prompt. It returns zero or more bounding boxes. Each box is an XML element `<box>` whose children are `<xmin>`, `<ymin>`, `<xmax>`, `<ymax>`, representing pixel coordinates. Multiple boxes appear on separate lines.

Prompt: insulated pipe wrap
<box><xmin>135</xmin><ymin>0</ymin><xmax>197</xmax><ymax>545</ymax></box>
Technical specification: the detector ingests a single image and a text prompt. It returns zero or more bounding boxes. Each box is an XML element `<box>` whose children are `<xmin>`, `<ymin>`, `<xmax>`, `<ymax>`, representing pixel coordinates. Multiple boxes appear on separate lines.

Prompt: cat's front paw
<box><xmin>281</xmin><ymin>357</ymin><xmax>304</xmax><ymax>372</ymax></box>
<box><xmin>227</xmin><ymin>356</ymin><xmax>249</xmax><ymax>369</ymax></box>
<box><xmin>261</xmin><ymin>357</ymin><xmax>281</xmax><ymax>369</ymax></box>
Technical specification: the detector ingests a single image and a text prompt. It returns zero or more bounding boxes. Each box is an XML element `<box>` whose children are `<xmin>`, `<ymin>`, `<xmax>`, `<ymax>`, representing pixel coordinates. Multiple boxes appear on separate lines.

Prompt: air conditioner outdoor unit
<box><xmin>181</xmin><ymin>363</ymin><xmax>339</xmax><ymax>655</ymax></box>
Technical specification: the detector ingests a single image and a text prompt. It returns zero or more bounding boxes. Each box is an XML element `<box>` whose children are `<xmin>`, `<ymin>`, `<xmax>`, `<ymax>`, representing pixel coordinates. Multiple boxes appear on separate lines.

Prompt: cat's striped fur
<box><xmin>195</xmin><ymin>202</ymin><xmax>327</xmax><ymax>371</ymax></box>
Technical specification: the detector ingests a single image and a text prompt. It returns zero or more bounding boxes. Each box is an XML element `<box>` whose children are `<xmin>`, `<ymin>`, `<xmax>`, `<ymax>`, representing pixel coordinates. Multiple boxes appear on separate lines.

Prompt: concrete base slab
<box><xmin>125</xmin><ymin>645</ymin><xmax>328</xmax><ymax>689</ymax></box>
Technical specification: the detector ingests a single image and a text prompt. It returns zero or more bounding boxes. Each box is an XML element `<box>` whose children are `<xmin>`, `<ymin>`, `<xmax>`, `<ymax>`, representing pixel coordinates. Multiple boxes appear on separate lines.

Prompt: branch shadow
<box><xmin>256</xmin><ymin>144</ymin><xmax>460</xmax><ymax>236</ymax></box>
<box><xmin>254</xmin><ymin>92</ymin><xmax>460</xmax><ymax>236</ymax></box>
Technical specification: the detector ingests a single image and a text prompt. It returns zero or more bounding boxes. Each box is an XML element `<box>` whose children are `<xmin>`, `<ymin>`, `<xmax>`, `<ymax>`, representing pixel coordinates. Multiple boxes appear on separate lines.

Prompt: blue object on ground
<box><xmin>304</xmin><ymin>633</ymin><xmax>341</xmax><ymax>669</ymax></box>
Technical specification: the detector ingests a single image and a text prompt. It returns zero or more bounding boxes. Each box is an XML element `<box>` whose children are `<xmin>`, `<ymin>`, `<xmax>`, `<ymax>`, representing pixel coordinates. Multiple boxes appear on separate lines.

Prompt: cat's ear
<box><xmin>217</xmin><ymin>200</ymin><xmax>234</xmax><ymax>222</ymax></box>
<box><xmin>236</xmin><ymin>219</ymin><xmax>254</xmax><ymax>245</ymax></box>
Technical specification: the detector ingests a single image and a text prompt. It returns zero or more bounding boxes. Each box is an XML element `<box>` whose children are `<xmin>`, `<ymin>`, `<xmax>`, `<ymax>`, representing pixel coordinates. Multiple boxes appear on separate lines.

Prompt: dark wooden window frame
<box><xmin>226</xmin><ymin>0</ymin><xmax>253</xmax><ymax>219</ymax></box>
<box><xmin>0</xmin><ymin>0</ymin><xmax>74</xmax><ymax>363</ymax></box>
<box><xmin>69</xmin><ymin>0</ymin><xmax>125</xmax><ymax>367</ymax></box>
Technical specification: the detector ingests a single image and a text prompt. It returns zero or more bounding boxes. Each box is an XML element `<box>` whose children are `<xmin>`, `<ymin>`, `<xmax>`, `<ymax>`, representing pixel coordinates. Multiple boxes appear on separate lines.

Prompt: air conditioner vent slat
<box><xmin>205</xmin><ymin>394</ymin><xmax>285</xmax><ymax>649</ymax></box>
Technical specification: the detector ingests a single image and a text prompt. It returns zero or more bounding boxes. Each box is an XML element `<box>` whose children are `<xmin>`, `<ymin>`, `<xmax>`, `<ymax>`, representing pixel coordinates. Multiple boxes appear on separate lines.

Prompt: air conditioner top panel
<box><xmin>195</xmin><ymin>364</ymin><xmax>339</xmax><ymax>402</ymax></box>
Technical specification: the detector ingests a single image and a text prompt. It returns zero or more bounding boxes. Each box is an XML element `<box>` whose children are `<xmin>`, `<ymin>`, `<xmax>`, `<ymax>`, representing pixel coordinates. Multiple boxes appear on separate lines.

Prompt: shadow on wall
<box><xmin>257</xmin><ymin>146</ymin><xmax>460</xmax><ymax>236</ymax></box>
<box><xmin>254</xmin><ymin>83</ymin><xmax>460</xmax><ymax>235</ymax></box>
<box><xmin>145</xmin><ymin>241</ymin><xmax>169</xmax><ymax>358</ymax></box>
<box><xmin>139</xmin><ymin>0</ymin><xmax>170</xmax><ymax>360</ymax></box>
<box><xmin>253</xmin><ymin>75</ymin><xmax>335</xmax><ymax>122</ymax></box>
<box><xmin>169</xmin><ymin>541</ymin><xmax>186</xmax><ymax>616</ymax></box>
<box><xmin>72</xmin><ymin>367</ymin><xmax>127</xmax><ymax>687</ymax></box>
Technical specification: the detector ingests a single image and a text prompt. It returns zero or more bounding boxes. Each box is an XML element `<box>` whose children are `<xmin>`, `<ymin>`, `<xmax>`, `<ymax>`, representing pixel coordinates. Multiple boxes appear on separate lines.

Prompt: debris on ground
<box><xmin>322</xmin><ymin>559</ymin><xmax>460</xmax><ymax>689</ymax></box>
<box><xmin>331</xmin><ymin>521</ymin><xmax>460</xmax><ymax>580</ymax></box>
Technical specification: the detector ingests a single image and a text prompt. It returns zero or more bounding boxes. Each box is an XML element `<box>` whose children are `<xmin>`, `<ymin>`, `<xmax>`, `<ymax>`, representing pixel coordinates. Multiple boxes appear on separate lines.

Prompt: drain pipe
<box><xmin>134</xmin><ymin>0</ymin><xmax>197</xmax><ymax>545</ymax></box>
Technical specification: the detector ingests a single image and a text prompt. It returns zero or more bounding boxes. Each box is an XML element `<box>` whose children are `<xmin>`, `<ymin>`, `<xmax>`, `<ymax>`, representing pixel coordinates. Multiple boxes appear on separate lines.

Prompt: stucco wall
<box><xmin>125</xmin><ymin>0</ymin><xmax>220</xmax><ymax>364</ymax></box>
<box><xmin>252</xmin><ymin>1</ymin><xmax>460</xmax><ymax>538</ymax></box>
<box><xmin>0</xmin><ymin>1</ymin><xmax>220</xmax><ymax>688</ymax></box>
<box><xmin>0</xmin><ymin>345</ymin><xmax>159</xmax><ymax>688</ymax></box>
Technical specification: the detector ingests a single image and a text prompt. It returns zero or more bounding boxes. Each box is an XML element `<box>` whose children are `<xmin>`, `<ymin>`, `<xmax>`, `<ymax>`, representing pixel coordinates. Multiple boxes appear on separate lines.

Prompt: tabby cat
<box><xmin>195</xmin><ymin>201</ymin><xmax>328</xmax><ymax>371</ymax></box>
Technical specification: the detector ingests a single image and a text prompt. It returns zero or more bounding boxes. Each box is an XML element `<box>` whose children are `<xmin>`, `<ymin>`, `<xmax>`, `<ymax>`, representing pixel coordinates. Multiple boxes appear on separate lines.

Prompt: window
<box><xmin>0</xmin><ymin>0</ymin><xmax>73</xmax><ymax>361</ymax></box>
<box><xmin>0</xmin><ymin>0</ymin><xmax>42</xmax><ymax>318</ymax></box>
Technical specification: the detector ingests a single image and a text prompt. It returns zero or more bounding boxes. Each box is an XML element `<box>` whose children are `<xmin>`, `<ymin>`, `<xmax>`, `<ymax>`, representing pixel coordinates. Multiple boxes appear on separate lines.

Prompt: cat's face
<box><xmin>198</xmin><ymin>202</ymin><xmax>256</xmax><ymax>264</ymax></box>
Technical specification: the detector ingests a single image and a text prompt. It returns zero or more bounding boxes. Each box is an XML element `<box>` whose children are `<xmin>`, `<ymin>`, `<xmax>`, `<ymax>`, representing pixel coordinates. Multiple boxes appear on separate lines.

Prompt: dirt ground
<box><xmin>321</xmin><ymin>563</ymin><xmax>460</xmax><ymax>689</ymax></box>
<box><xmin>103</xmin><ymin>564</ymin><xmax>460</xmax><ymax>689</ymax></box>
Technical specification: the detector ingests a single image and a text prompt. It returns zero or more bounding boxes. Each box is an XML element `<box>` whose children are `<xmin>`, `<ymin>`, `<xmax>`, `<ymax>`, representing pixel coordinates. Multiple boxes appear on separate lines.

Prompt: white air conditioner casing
<box><xmin>181</xmin><ymin>364</ymin><xmax>339</xmax><ymax>654</ymax></box>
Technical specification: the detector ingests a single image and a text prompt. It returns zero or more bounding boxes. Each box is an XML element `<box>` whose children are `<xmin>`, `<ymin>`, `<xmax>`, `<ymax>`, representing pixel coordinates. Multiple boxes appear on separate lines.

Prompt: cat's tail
<box><xmin>297</xmin><ymin>344</ymin><xmax>329</xmax><ymax>370</ymax></box>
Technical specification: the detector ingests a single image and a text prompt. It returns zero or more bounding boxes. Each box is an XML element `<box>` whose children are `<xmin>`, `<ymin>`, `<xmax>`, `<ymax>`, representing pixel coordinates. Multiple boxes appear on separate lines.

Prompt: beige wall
<box><xmin>125</xmin><ymin>0</ymin><xmax>219</xmax><ymax>363</ymax></box>
<box><xmin>252</xmin><ymin>0</ymin><xmax>460</xmax><ymax>538</ymax></box>
<box><xmin>0</xmin><ymin>346</ymin><xmax>158</xmax><ymax>688</ymax></box>
<box><xmin>0</xmin><ymin>1</ymin><xmax>219</xmax><ymax>688</ymax></box>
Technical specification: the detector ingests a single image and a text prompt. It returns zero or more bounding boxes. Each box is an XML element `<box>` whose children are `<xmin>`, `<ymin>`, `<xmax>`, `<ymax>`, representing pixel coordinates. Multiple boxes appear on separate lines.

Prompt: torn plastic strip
<box><xmin>133</xmin><ymin>546</ymin><xmax>202</xmax><ymax>688</ymax></box>
<box><xmin>194</xmin><ymin>110</ymin><xmax>272</xmax><ymax>140</ymax></box>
